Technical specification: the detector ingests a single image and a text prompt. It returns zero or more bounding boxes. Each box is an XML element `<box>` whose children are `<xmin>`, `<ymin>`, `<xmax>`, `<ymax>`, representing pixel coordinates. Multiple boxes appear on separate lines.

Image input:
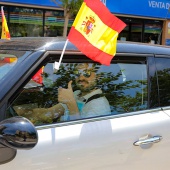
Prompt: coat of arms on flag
<box><xmin>81</xmin><ymin>15</ymin><xmax>96</xmax><ymax>36</ymax></box>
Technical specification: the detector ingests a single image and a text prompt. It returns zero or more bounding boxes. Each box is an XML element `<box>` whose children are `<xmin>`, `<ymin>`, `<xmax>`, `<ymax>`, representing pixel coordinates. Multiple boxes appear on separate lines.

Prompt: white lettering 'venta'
<box><xmin>148</xmin><ymin>1</ymin><xmax>170</xmax><ymax>9</ymax></box>
<box><xmin>166</xmin><ymin>3</ymin><xmax>170</xmax><ymax>9</ymax></box>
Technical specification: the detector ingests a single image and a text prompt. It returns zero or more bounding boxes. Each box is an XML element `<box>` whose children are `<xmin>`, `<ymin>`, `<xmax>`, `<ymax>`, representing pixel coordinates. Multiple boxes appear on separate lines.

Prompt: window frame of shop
<box><xmin>118</xmin><ymin>17</ymin><xmax>163</xmax><ymax>45</ymax></box>
<box><xmin>0</xmin><ymin>5</ymin><xmax>73</xmax><ymax>37</ymax></box>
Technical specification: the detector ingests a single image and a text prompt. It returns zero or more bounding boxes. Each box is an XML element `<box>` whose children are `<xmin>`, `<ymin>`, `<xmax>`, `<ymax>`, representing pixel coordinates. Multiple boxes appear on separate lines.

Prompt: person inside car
<box><xmin>57</xmin><ymin>63</ymin><xmax>111</xmax><ymax>121</ymax></box>
<box><xmin>16</xmin><ymin>63</ymin><xmax>111</xmax><ymax>123</ymax></box>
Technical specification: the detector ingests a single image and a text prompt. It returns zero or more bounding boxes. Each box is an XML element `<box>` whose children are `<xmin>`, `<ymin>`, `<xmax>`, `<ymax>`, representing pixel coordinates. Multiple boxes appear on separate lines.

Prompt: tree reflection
<box><xmin>42</xmin><ymin>63</ymin><xmax>148</xmax><ymax>114</ymax></box>
<box><xmin>12</xmin><ymin>63</ymin><xmax>148</xmax><ymax>120</ymax></box>
<box><xmin>157</xmin><ymin>68</ymin><xmax>170</xmax><ymax>107</ymax></box>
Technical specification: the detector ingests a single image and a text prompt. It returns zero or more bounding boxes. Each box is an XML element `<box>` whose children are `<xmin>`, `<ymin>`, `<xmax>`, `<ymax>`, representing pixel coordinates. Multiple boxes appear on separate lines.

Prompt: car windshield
<box><xmin>0</xmin><ymin>50</ymin><xmax>31</xmax><ymax>81</ymax></box>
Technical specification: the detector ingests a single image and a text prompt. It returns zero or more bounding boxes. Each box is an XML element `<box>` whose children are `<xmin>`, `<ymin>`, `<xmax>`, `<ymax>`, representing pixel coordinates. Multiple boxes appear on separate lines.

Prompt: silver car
<box><xmin>0</xmin><ymin>37</ymin><xmax>170</xmax><ymax>170</ymax></box>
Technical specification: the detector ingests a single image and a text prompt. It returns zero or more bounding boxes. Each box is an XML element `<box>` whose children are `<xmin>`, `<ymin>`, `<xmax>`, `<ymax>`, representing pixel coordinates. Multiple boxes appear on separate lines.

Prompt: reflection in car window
<box><xmin>7</xmin><ymin>60</ymin><xmax>148</xmax><ymax>125</ymax></box>
<box><xmin>0</xmin><ymin>51</ymin><xmax>31</xmax><ymax>81</ymax></box>
<box><xmin>155</xmin><ymin>57</ymin><xmax>170</xmax><ymax>107</ymax></box>
<box><xmin>0</xmin><ymin>54</ymin><xmax>18</xmax><ymax>80</ymax></box>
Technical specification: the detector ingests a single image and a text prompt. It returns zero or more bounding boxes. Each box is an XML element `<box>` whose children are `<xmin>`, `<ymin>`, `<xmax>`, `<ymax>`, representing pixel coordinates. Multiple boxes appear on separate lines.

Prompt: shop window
<box><xmin>118</xmin><ymin>25</ymin><xmax>129</xmax><ymax>41</ymax></box>
<box><xmin>44</xmin><ymin>10</ymin><xmax>62</xmax><ymax>37</ymax></box>
<box><xmin>44</xmin><ymin>10</ymin><xmax>73</xmax><ymax>36</ymax></box>
<box><xmin>9</xmin><ymin>7</ymin><xmax>43</xmax><ymax>37</ymax></box>
<box><xmin>131</xmin><ymin>23</ymin><xmax>142</xmax><ymax>42</ymax></box>
<box><xmin>118</xmin><ymin>17</ymin><xmax>163</xmax><ymax>44</ymax></box>
<box><xmin>144</xmin><ymin>20</ymin><xmax>162</xmax><ymax>44</ymax></box>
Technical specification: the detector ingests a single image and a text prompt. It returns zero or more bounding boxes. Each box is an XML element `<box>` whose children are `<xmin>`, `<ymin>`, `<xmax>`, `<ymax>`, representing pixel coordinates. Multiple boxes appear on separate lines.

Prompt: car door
<box><xmin>1</xmin><ymin>54</ymin><xmax>170</xmax><ymax>170</ymax></box>
<box><xmin>1</xmin><ymin>109</ymin><xmax>170</xmax><ymax>170</ymax></box>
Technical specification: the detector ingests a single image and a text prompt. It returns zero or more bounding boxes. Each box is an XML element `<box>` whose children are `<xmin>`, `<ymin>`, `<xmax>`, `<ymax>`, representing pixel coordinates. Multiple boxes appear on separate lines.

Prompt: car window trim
<box><xmin>36</xmin><ymin>107</ymin><xmax>162</xmax><ymax>130</ymax></box>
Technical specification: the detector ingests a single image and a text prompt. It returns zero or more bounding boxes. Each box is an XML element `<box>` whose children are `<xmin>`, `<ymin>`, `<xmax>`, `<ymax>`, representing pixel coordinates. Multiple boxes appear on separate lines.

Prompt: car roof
<box><xmin>0</xmin><ymin>37</ymin><xmax>170</xmax><ymax>55</ymax></box>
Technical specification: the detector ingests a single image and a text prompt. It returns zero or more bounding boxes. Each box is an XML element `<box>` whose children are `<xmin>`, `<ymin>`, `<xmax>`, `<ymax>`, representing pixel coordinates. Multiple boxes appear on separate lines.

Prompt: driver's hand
<box><xmin>58</xmin><ymin>81</ymin><xmax>75</xmax><ymax>104</ymax></box>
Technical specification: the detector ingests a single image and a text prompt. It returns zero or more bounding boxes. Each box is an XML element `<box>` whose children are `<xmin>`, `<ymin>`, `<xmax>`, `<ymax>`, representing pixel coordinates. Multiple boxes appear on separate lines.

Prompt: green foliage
<box><xmin>51</xmin><ymin>0</ymin><xmax>83</xmax><ymax>14</ymax></box>
<box><xmin>43</xmin><ymin>63</ymin><xmax>148</xmax><ymax>113</ymax></box>
<box><xmin>51</xmin><ymin>0</ymin><xmax>83</xmax><ymax>36</ymax></box>
<box><xmin>157</xmin><ymin>68</ymin><xmax>170</xmax><ymax>106</ymax></box>
<box><xmin>11</xmin><ymin>63</ymin><xmax>148</xmax><ymax>125</ymax></box>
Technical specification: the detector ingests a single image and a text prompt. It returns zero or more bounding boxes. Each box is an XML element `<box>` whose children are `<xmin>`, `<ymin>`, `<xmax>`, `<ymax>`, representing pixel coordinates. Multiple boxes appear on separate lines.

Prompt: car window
<box><xmin>0</xmin><ymin>51</ymin><xmax>31</xmax><ymax>81</ymax></box>
<box><xmin>6</xmin><ymin>59</ymin><xmax>148</xmax><ymax>125</ymax></box>
<box><xmin>0</xmin><ymin>54</ymin><xmax>18</xmax><ymax>80</ymax></box>
<box><xmin>155</xmin><ymin>57</ymin><xmax>170</xmax><ymax>107</ymax></box>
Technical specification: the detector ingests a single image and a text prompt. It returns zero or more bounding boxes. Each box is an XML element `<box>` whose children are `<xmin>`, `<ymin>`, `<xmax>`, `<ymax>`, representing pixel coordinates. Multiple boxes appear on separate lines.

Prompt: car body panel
<box><xmin>1</xmin><ymin>109</ymin><xmax>170</xmax><ymax>170</ymax></box>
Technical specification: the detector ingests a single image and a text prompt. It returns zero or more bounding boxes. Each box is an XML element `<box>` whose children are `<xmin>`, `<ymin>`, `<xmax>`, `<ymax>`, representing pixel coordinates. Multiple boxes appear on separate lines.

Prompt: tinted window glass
<box><xmin>155</xmin><ymin>57</ymin><xmax>170</xmax><ymax>107</ymax></box>
<box><xmin>0</xmin><ymin>51</ymin><xmax>30</xmax><ymax>81</ymax></box>
<box><xmin>7</xmin><ymin>60</ymin><xmax>148</xmax><ymax>125</ymax></box>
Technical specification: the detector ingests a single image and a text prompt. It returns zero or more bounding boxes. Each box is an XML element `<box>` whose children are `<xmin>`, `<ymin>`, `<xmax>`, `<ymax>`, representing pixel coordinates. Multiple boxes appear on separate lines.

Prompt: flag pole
<box><xmin>1</xmin><ymin>6</ymin><xmax>4</xmax><ymax>13</ymax></box>
<box><xmin>53</xmin><ymin>39</ymin><xmax>69</xmax><ymax>72</ymax></box>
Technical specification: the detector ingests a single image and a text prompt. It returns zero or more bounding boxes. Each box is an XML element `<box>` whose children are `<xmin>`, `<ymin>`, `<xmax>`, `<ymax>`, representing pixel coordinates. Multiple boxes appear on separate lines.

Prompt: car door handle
<box><xmin>133</xmin><ymin>136</ymin><xmax>162</xmax><ymax>146</ymax></box>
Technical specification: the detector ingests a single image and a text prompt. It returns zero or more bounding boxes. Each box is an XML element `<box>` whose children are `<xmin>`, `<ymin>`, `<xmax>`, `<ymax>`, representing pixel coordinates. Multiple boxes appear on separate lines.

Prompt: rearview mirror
<box><xmin>0</xmin><ymin>116</ymin><xmax>38</xmax><ymax>150</ymax></box>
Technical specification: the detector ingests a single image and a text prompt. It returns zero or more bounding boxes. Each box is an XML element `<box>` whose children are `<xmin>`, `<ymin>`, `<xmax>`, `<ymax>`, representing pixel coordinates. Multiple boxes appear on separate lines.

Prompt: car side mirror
<box><xmin>0</xmin><ymin>116</ymin><xmax>38</xmax><ymax>150</ymax></box>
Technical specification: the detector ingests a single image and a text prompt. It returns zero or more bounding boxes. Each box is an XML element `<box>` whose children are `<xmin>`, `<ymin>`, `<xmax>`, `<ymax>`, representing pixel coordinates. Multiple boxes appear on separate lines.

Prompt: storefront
<box><xmin>0</xmin><ymin>0</ymin><xmax>66</xmax><ymax>37</ymax></box>
<box><xmin>0</xmin><ymin>0</ymin><xmax>170</xmax><ymax>45</ymax></box>
<box><xmin>106</xmin><ymin>0</ymin><xmax>170</xmax><ymax>45</ymax></box>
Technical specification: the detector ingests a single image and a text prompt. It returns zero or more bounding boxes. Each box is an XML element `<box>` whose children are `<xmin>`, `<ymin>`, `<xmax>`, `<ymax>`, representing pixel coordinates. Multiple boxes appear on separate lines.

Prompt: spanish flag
<box><xmin>32</xmin><ymin>67</ymin><xmax>44</xmax><ymax>85</ymax></box>
<box><xmin>3</xmin><ymin>57</ymin><xmax>17</xmax><ymax>63</ymax></box>
<box><xmin>68</xmin><ymin>0</ymin><xmax>126</xmax><ymax>65</ymax></box>
<box><xmin>1</xmin><ymin>6</ymin><xmax>10</xmax><ymax>40</ymax></box>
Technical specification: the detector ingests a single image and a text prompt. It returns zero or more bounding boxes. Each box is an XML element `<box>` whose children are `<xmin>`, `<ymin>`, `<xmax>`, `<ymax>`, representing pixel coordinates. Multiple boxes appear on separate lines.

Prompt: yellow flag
<box><xmin>1</xmin><ymin>6</ymin><xmax>10</xmax><ymax>40</ymax></box>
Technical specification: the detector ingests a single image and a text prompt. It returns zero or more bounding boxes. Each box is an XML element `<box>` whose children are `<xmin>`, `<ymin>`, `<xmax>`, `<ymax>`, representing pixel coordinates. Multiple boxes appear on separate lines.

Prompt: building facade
<box><xmin>0</xmin><ymin>0</ymin><xmax>170</xmax><ymax>45</ymax></box>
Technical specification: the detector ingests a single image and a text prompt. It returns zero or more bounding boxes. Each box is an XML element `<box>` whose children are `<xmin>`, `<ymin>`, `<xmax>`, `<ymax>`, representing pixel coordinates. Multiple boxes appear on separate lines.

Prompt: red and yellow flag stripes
<box><xmin>68</xmin><ymin>0</ymin><xmax>126</xmax><ymax>65</ymax></box>
<box><xmin>1</xmin><ymin>6</ymin><xmax>10</xmax><ymax>40</ymax></box>
<box><xmin>3</xmin><ymin>57</ymin><xmax>17</xmax><ymax>63</ymax></box>
<box><xmin>32</xmin><ymin>67</ymin><xmax>44</xmax><ymax>85</ymax></box>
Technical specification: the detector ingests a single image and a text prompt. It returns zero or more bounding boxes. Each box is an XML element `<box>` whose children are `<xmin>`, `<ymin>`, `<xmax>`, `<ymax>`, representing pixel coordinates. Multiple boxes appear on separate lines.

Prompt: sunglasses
<box><xmin>73</xmin><ymin>69</ymin><xmax>92</xmax><ymax>78</ymax></box>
